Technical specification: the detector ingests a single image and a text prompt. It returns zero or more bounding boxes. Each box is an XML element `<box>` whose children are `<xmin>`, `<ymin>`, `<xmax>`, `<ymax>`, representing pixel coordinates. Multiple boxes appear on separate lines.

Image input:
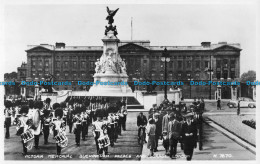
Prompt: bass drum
<box><xmin>32</xmin><ymin>110</ymin><xmax>40</xmax><ymax>128</ymax></box>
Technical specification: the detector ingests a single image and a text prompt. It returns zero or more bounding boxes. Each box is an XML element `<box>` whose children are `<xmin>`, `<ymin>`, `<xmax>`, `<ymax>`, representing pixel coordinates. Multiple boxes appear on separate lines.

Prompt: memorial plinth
<box><xmin>89</xmin><ymin>30</ymin><xmax>132</xmax><ymax>94</ymax></box>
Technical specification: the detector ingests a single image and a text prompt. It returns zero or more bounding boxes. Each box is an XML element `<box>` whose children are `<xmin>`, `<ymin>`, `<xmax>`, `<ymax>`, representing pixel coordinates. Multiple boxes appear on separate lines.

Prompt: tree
<box><xmin>240</xmin><ymin>70</ymin><xmax>256</xmax><ymax>82</ymax></box>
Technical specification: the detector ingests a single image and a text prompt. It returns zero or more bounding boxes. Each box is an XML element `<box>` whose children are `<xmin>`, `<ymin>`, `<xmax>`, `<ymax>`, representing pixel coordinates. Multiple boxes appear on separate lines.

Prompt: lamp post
<box><xmin>161</xmin><ymin>48</ymin><xmax>170</xmax><ymax>100</ymax></box>
<box><xmin>188</xmin><ymin>76</ymin><xmax>193</xmax><ymax>99</ymax></box>
<box><xmin>205</xmin><ymin>55</ymin><xmax>213</xmax><ymax>99</ymax></box>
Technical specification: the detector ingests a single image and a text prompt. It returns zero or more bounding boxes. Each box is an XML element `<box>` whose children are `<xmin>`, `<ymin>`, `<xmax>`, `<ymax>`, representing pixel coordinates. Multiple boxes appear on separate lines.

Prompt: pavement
<box><xmin>141</xmin><ymin>122</ymin><xmax>255</xmax><ymax>160</ymax></box>
<box><xmin>4</xmin><ymin>105</ymin><xmax>256</xmax><ymax>160</ymax></box>
<box><xmin>4</xmin><ymin>112</ymin><xmax>142</xmax><ymax>160</ymax></box>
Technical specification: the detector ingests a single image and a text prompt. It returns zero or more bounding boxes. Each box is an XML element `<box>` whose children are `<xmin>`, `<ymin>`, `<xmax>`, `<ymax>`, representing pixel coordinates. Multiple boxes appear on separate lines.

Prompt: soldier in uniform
<box><xmin>52</xmin><ymin>108</ymin><xmax>66</xmax><ymax>155</ymax></box>
<box><xmin>42</xmin><ymin>109</ymin><xmax>51</xmax><ymax>144</ymax></box>
<box><xmin>16</xmin><ymin>105</ymin><xmax>31</xmax><ymax>155</ymax></box>
<box><xmin>181</xmin><ymin>112</ymin><xmax>197</xmax><ymax>161</ymax></box>
<box><xmin>92</xmin><ymin>109</ymin><xmax>109</xmax><ymax>156</ymax></box>
<box><xmin>73</xmin><ymin>107</ymin><xmax>83</xmax><ymax>146</ymax></box>
<box><xmin>81</xmin><ymin>108</ymin><xmax>89</xmax><ymax>141</ymax></box>
<box><xmin>4</xmin><ymin>100</ymin><xmax>13</xmax><ymax>139</ymax></box>
<box><xmin>28</xmin><ymin>101</ymin><xmax>42</xmax><ymax>150</ymax></box>
<box><xmin>107</xmin><ymin>106</ymin><xmax>115</xmax><ymax>146</ymax></box>
<box><xmin>121</xmin><ymin>105</ymin><xmax>128</xmax><ymax>131</ymax></box>
<box><xmin>67</xmin><ymin>100</ymin><xmax>74</xmax><ymax>133</ymax></box>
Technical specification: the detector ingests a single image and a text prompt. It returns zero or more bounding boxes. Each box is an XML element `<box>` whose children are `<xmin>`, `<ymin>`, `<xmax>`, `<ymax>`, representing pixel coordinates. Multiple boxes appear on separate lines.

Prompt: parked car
<box><xmin>227</xmin><ymin>97</ymin><xmax>256</xmax><ymax>108</ymax></box>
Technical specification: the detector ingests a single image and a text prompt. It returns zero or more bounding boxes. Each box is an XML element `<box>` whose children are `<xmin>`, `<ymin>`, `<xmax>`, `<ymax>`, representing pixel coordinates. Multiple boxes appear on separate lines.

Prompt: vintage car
<box><xmin>227</xmin><ymin>97</ymin><xmax>256</xmax><ymax>108</ymax></box>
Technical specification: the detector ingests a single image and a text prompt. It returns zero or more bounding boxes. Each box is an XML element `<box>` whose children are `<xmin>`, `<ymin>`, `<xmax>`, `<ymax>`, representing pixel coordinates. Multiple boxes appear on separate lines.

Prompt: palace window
<box><xmin>73</xmin><ymin>61</ymin><xmax>77</xmax><ymax>68</ymax></box>
<box><xmin>64</xmin><ymin>61</ymin><xmax>68</xmax><ymax>68</ymax></box>
<box><xmin>178</xmin><ymin>61</ymin><xmax>182</xmax><ymax>69</ymax></box>
<box><xmin>186</xmin><ymin>61</ymin><xmax>191</xmax><ymax>69</ymax></box>
<box><xmin>195</xmin><ymin>61</ymin><xmax>200</xmax><ymax>69</ymax></box>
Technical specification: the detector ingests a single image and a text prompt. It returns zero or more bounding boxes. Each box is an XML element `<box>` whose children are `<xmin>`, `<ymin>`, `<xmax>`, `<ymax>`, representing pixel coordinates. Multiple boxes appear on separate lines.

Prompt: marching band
<box><xmin>4</xmin><ymin>96</ymin><xmax>127</xmax><ymax>157</ymax></box>
<box><xmin>4</xmin><ymin>96</ymin><xmax>204</xmax><ymax>160</ymax></box>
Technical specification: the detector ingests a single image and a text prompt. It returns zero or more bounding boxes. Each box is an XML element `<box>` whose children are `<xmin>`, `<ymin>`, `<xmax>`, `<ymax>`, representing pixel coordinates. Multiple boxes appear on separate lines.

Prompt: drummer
<box><xmin>92</xmin><ymin>109</ymin><xmax>108</xmax><ymax>155</ymax></box>
<box><xmin>28</xmin><ymin>101</ymin><xmax>42</xmax><ymax>150</ymax></box>
<box><xmin>17</xmin><ymin>105</ymin><xmax>30</xmax><ymax>155</ymax></box>
<box><xmin>52</xmin><ymin>108</ymin><xmax>66</xmax><ymax>155</ymax></box>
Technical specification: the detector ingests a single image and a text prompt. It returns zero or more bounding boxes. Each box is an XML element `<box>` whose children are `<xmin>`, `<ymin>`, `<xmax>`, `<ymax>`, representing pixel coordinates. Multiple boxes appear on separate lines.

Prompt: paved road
<box><xmin>142</xmin><ymin>122</ymin><xmax>255</xmax><ymax>160</ymax></box>
<box><xmin>4</xmin><ymin>112</ymin><xmax>142</xmax><ymax>160</ymax></box>
<box><xmin>4</xmin><ymin>111</ymin><xmax>255</xmax><ymax>160</ymax></box>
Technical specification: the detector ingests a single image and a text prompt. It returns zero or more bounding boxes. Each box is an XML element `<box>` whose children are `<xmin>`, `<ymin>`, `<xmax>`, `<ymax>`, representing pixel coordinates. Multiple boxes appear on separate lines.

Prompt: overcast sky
<box><xmin>3</xmin><ymin>3</ymin><xmax>257</xmax><ymax>75</ymax></box>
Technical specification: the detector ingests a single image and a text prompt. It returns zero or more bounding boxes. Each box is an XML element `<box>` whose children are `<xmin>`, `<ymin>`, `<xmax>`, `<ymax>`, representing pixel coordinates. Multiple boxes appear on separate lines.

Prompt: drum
<box><xmin>21</xmin><ymin>130</ymin><xmax>34</xmax><ymax>143</ymax></box>
<box><xmin>32</xmin><ymin>110</ymin><xmax>40</xmax><ymax>128</ymax></box>
<box><xmin>54</xmin><ymin>132</ymin><xmax>68</xmax><ymax>147</ymax></box>
<box><xmin>98</xmin><ymin>135</ymin><xmax>110</xmax><ymax>148</ymax></box>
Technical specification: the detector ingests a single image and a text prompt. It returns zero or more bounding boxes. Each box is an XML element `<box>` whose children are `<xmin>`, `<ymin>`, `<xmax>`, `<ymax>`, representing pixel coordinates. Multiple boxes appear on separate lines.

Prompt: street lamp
<box><xmin>205</xmin><ymin>55</ymin><xmax>213</xmax><ymax>99</ymax></box>
<box><xmin>161</xmin><ymin>48</ymin><xmax>170</xmax><ymax>100</ymax></box>
<box><xmin>188</xmin><ymin>75</ymin><xmax>193</xmax><ymax>99</ymax></box>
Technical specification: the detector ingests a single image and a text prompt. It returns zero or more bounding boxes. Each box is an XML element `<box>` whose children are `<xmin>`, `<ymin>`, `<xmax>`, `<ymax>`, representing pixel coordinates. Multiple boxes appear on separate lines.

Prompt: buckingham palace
<box><xmin>16</xmin><ymin>40</ymin><xmax>241</xmax><ymax>99</ymax></box>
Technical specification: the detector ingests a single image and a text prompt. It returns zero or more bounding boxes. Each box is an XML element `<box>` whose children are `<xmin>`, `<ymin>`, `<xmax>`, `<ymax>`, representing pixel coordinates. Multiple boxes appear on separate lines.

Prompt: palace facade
<box><xmin>17</xmin><ymin>40</ymin><xmax>241</xmax><ymax>99</ymax></box>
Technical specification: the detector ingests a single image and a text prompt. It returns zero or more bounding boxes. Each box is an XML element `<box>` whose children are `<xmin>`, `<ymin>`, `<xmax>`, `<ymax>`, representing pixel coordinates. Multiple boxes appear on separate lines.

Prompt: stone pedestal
<box><xmin>89</xmin><ymin>30</ymin><xmax>132</xmax><ymax>94</ymax></box>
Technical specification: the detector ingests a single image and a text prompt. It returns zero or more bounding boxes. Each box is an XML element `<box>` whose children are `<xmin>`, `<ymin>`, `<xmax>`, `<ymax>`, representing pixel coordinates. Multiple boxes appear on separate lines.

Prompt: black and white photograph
<box><xmin>0</xmin><ymin>0</ymin><xmax>259</xmax><ymax>162</ymax></box>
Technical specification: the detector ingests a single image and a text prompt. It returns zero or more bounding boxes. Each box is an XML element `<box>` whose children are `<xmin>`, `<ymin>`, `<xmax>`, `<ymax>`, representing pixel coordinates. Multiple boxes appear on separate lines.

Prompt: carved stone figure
<box><xmin>106</xmin><ymin>7</ymin><xmax>119</xmax><ymax>25</ymax></box>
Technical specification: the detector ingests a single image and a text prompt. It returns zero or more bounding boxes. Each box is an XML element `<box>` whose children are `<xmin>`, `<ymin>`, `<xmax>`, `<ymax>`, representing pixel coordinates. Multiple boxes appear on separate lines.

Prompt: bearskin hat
<box><xmin>95</xmin><ymin>108</ymin><xmax>104</xmax><ymax>118</ymax></box>
<box><xmin>28</xmin><ymin>100</ymin><xmax>34</xmax><ymax>108</ymax></box>
<box><xmin>103</xmin><ymin>109</ymin><xmax>108</xmax><ymax>118</ymax></box>
<box><xmin>60</xmin><ymin>102</ymin><xmax>66</xmax><ymax>108</ymax></box>
<box><xmin>19</xmin><ymin>105</ymin><xmax>29</xmax><ymax>114</ymax></box>
<box><xmin>34</xmin><ymin>101</ymin><xmax>44</xmax><ymax>109</ymax></box>
<box><xmin>73</xmin><ymin>106</ymin><xmax>81</xmax><ymax>114</ymax></box>
<box><xmin>107</xmin><ymin>106</ymin><xmax>114</xmax><ymax>114</ymax></box>
<box><xmin>45</xmin><ymin>98</ymin><xmax>51</xmax><ymax>105</ymax></box>
<box><xmin>78</xmin><ymin>99</ymin><xmax>83</xmax><ymax>104</ymax></box>
<box><xmin>54</xmin><ymin>108</ymin><xmax>63</xmax><ymax>118</ymax></box>
<box><xmin>68</xmin><ymin>99</ymin><xmax>74</xmax><ymax>106</ymax></box>
<box><xmin>4</xmin><ymin>100</ymin><xmax>12</xmax><ymax>108</ymax></box>
<box><xmin>52</xmin><ymin>103</ymin><xmax>60</xmax><ymax>110</ymax></box>
<box><xmin>43</xmin><ymin>109</ymin><xmax>51</xmax><ymax>117</ymax></box>
<box><xmin>14</xmin><ymin>100</ymin><xmax>21</xmax><ymax>107</ymax></box>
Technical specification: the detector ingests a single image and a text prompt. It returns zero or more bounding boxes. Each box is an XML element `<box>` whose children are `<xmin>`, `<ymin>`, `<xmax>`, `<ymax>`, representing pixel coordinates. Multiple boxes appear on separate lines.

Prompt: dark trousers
<box><xmin>163</xmin><ymin>139</ymin><xmax>169</xmax><ymax>152</ymax></box>
<box><xmin>169</xmin><ymin>138</ymin><xmax>178</xmax><ymax>157</ymax></box>
<box><xmin>184</xmin><ymin>141</ymin><xmax>195</xmax><ymax>161</ymax></box>
<box><xmin>108</xmin><ymin>125</ymin><xmax>115</xmax><ymax>146</ymax></box>
<box><xmin>114</xmin><ymin>123</ymin><xmax>118</xmax><ymax>141</ymax></box>
<box><xmin>122</xmin><ymin>115</ymin><xmax>127</xmax><ymax>130</ymax></box>
<box><xmin>34</xmin><ymin>135</ymin><xmax>39</xmax><ymax>148</ymax></box>
<box><xmin>68</xmin><ymin>120</ymin><xmax>73</xmax><ymax>133</ymax></box>
<box><xmin>56</xmin><ymin>143</ymin><xmax>61</xmax><ymax>155</ymax></box>
<box><xmin>43</xmin><ymin>125</ymin><xmax>50</xmax><ymax>143</ymax></box>
<box><xmin>155</xmin><ymin>135</ymin><xmax>160</xmax><ymax>150</ymax></box>
<box><xmin>22</xmin><ymin>141</ymin><xmax>27</xmax><ymax>154</ymax></box>
<box><xmin>5</xmin><ymin>118</ymin><xmax>11</xmax><ymax>138</ymax></box>
<box><xmin>75</xmin><ymin>126</ymin><xmax>82</xmax><ymax>145</ymax></box>
<box><xmin>82</xmin><ymin>122</ymin><xmax>87</xmax><ymax>140</ymax></box>
<box><xmin>118</xmin><ymin>119</ymin><xmax>122</xmax><ymax>135</ymax></box>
